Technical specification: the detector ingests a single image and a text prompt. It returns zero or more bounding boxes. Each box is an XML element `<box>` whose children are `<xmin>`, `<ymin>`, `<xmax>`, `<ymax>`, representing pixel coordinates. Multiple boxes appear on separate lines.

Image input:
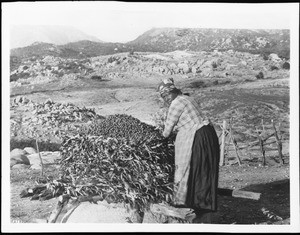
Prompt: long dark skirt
<box><xmin>185</xmin><ymin>124</ymin><xmax>220</xmax><ymax>212</ymax></box>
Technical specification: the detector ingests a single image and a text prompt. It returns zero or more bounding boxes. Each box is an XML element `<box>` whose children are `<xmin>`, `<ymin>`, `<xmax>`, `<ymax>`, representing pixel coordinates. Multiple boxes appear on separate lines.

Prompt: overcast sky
<box><xmin>3</xmin><ymin>2</ymin><xmax>298</xmax><ymax>43</ymax></box>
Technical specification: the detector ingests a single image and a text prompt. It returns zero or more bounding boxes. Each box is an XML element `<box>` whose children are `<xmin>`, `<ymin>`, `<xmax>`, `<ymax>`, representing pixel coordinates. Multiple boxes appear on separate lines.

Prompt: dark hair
<box><xmin>169</xmin><ymin>88</ymin><xmax>182</xmax><ymax>95</ymax></box>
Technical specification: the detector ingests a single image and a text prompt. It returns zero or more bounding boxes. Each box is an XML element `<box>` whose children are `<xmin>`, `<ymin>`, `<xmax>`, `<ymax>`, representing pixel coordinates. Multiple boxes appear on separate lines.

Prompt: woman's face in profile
<box><xmin>162</xmin><ymin>93</ymin><xmax>176</xmax><ymax>106</ymax></box>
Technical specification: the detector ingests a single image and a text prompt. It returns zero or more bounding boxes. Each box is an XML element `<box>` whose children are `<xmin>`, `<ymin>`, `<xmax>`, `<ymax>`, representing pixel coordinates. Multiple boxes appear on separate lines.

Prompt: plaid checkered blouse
<box><xmin>162</xmin><ymin>95</ymin><xmax>210</xmax><ymax>205</ymax></box>
<box><xmin>162</xmin><ymin>95</ymin><xmax>210</xmax><ymax>138</ymax></box>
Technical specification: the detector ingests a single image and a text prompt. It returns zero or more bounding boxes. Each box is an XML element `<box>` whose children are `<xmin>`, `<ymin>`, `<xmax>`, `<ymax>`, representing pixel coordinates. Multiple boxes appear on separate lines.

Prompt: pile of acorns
<box><xmin>80</xmin><ymin>114</ymin><xmax>169</xmax><ymax>145</ymax></box>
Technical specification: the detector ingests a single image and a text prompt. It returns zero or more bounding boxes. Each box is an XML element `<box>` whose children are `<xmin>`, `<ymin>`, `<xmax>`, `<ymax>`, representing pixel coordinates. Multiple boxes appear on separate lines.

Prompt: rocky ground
<box><xmin>8</xmin><ymin>50</ymin><xmax>291</xmax><ymax>225</ymax></box>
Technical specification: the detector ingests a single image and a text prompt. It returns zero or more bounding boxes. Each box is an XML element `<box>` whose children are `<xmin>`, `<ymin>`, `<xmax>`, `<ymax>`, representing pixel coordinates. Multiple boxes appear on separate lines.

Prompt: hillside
<box><xmin>128</xmin><ymin>28</ymin><xmax>290</xmax><ymax>59</ymax></box>
<box><xmin>9</xmin><ymin>49</ymin><xmax>290</xmax><ymax>225</ymax></box>
<box><xmin>8</xmin><ymin>24</ymin><xmax>291</xmax><ymax>225</ymax></box>
<box><xmin>10</xmin><ymin>27</ymin><xmax>290</xmax><ymax>66</ymax></box>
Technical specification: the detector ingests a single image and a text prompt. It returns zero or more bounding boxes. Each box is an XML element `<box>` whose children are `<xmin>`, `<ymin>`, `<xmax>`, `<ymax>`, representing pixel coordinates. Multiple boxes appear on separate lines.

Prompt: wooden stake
<box><xmin>35</xmin><ymin>139</ymin><xmax>44</xmax><ymax>176</ymax></box>
<box><xmin>258</xmin><ymin>136</ymin><xmax>266</xmax><ymax>166</ymax></box>
<box><xmin>60</xmin><ymin>200</ymin><xmax>81</xmax><ymax>223</ymax></box>
<box><xmin>48</xmin><ymin>195</ymin><xmax>69</xmax><ymax>223</ymax></box>
<box><xmin>272</xmin><ymin>120</ymin><xmax>284</xmax><ymax>165</ymax></box>
<box><xmin>229</xmin><ymin>124</ymin><xmax>242</xmax><ymax>166</ymax></box>
<box><xmin>219</xmin><ymin>120</ymin><xmax>227</xmax><ymax>166</ymax></box>
<box><xmin>128</xmin><ymin>203</ymin><xmax>144</xmax><ymax>223</ymax></box>
<box><xmin>255</xmin><ymin>125</ymin><xmax>266</xmax><ymax>166</ymax></box>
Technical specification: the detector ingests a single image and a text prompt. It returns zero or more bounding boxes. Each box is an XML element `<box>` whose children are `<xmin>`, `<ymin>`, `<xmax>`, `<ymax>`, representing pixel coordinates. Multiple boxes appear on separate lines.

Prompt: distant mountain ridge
<box><xmin>127</xmin><ymin>28</ymin><xmax>290</xmax><ymax>57</ymax></box>
<box><xmin>10</xmin><ymin>27</ymin><xmax>290</xmax><ymax>60</ymax></box>
<box><xmin>10</xmin><ymin>25</ymin><xmax>103</xmax><ymax>49</ymax></box>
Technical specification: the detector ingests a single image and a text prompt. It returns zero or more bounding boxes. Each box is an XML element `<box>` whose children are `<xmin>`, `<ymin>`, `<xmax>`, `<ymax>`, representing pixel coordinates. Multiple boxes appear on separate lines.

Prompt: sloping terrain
<box><xmin>9</xmin><ymin>47</ymin><xmax>291</xmax><ymax>224</ymax></box>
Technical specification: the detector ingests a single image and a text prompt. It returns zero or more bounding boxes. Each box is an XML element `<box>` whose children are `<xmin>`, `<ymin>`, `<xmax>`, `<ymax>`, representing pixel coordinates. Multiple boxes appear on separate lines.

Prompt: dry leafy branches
<box><xmin>21</xmin><ymin>114</ymin><xmax>176</xmax><ymax>212</ymax></box>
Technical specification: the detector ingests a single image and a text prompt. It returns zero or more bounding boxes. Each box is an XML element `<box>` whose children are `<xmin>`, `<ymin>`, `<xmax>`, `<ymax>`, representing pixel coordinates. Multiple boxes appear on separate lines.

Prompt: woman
<box><xmin>157</xmin><ymin>78</ymin><xmax>220</xmax><ymax>223</ymax></box>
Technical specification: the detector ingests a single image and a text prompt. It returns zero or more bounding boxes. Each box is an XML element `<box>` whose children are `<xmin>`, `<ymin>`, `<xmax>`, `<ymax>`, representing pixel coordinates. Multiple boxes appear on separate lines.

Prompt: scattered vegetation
<box><xmin>270</xmin><ymin>65</ymin><xmax>279</xmax><ymax>71</ymax></box>
<box><xmin>188</xmin><ymin>80</ymin><xmax>207</xmax><ymax>89</ymax></box>
<box><xmin>90</xmin><ymin>75</ymin><xmax>102</xmax><ymax>80</ymax></box>
<box><xmin>282</xmin><ymin>62</ymin><xmax>290</xmax><ymax>70</ymax></box>
<box><xmin>256</xmin><ymin>71</ymin><xmax>264</xmax><ymax>79</ymax></box>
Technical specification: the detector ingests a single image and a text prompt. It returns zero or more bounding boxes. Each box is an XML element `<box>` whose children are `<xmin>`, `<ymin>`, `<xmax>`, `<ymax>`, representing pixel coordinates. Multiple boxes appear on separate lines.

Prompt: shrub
<box><xmin>262</xmin><ymin>53</ymin><xmax>269</xmax><ymax>60</ymax></box>
<box><xmin>10</xmin><ymin>74</ymin><xmax>19</xmax><ymax>82</ymax></box>
<box><xmin>270</xmin><ymin>65</ymin><xmax>279</xmax><ymax>71</ymax></box>
<box><xmin>90</xmin><ymin>75</ymin><xmax>102</xmax><ymax>80</ymax></box>
<box><xmin>256</xmin><ymin>72</ymin><xmax>264</xmax><ymax>79</ymax></box>
<box><xmin>10</xmin><ymin>72</ymin><xmax>31</xmax><ymax>82</ymax></box>
<box><xmin>107</xmin><ymin>56</ymin><xmax>118</xmax><ymax>63</ymax></box>
<box><xmin>213</xmin><ymin>80</ymin><xmax>219</xmax><ymax>85</ymax></box>
<box><xmin>189</xmin><ymin>80</ymin><xmax>207</xmax><ymax>88</ymax></box>
<box><xmin>282</xmin><ymin>62</ymin><xmax>290</xmax><ymax>70</ymax></box>
<box><xmin>212</xmin><ymin>61</ymin><xmax>218</xmax><ymax>69</ymax></box>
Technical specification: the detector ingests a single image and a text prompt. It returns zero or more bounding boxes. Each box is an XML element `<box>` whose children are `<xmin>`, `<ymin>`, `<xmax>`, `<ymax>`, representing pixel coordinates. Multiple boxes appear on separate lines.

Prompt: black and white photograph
<box><xmin>2</xmin><ymin>1</ymin><xmax>299</xmax><ymax>233</ymax></box>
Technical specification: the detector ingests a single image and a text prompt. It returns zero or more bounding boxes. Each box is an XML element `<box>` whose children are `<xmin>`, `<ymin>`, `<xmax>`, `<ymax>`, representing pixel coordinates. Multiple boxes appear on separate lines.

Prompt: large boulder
<box><xmin>63</xmin><ymin>201</ymin><xmax>158</xmax><ymax>223</ymax></box>
<box><xmin>27</xmin><ymin>151</ymin><xmax>61</xmax><ymax>170</ymax></box>
<box><xmin>10</xmin><ymin>148</ymin><xmax>30</xmax><ymax>167</ymax></box>
<box><xmin>11</xmin><ymin>148</ymin><xmax>28</xmax><ymax>157</ymax></box>
<box><xmin>65</xmin><ymin>201</ymin><xmax>129</xmax><ymax>223</ymax></box>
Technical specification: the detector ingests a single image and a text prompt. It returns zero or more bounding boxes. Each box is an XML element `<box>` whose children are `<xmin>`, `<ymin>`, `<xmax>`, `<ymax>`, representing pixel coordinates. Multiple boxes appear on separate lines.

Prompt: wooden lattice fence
<box><xmin>217</xmin><ymin>118</ymin><xmax>286</xmax><ymax>166</ymax></box>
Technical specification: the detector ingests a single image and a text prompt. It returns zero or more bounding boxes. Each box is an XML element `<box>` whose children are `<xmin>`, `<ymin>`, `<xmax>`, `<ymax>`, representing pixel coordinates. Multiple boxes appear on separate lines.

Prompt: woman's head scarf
<box><xmin>157</xmin><ymin>78</ymin><xmax>178</xmax><ymax>97</ymax></box>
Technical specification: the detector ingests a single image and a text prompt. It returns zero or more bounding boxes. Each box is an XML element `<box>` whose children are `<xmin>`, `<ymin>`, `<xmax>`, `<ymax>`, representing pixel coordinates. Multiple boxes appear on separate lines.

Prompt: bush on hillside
<box><xmin>256</xmin><ymin>71</ymin><xmax>264</xmax><ymax>79</ymax></box>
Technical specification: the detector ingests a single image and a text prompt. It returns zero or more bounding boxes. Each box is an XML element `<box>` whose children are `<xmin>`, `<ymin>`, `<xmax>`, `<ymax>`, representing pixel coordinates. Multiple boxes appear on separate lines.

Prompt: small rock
<box><xmin>240</xmin><ymin>61</ymin><xmax>247</xmax><ymax>66</ymax></box>
<box><xmin>24</xmin><ymin>147</ymin><xmax>37</xmax><ymax>155</ymax></box>
<box><xmin>12</xmin><ymin>164</ymin><xmax>30</xmax><ymax>170</ymax></box>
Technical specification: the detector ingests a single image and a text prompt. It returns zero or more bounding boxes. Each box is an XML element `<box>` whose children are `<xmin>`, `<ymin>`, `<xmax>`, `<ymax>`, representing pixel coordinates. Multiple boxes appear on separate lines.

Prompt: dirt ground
<box><xmin>9</xmin><ymin>74</ymin><xmax>291</xmax><ymax>225</ymax></box>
